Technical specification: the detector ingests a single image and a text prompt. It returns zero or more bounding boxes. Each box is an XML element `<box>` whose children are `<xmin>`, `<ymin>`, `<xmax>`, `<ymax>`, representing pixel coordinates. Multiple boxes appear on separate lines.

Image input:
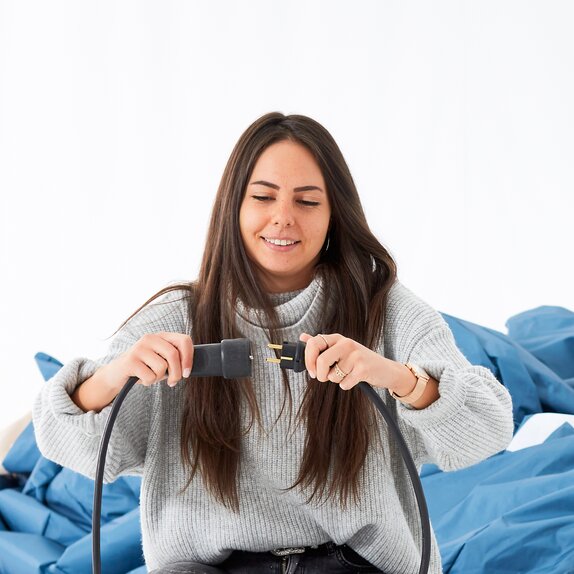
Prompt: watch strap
<box><xmin>390</xmin><ymin>363</ymin><xmax>430</xmax><ymax>404</ymax></box>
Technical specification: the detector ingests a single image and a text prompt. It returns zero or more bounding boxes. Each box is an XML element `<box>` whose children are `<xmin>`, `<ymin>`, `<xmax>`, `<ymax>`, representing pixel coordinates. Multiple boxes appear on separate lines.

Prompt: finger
<box><xmin>139</xmin><ymin>348</ymin><xmax>169</xmax><ymax>384</ymax></box>
<box><xmin>158</xmin><ymin>332</ymin><xmax>194</xmax><ymax>380</ymax></box>
<box><xmin>136</xmin><ymin>333</ymin><xmax>193</xmax><ymax>386</ymax></box>
<box><xmin>299</xmin><ymin>332</ymin><xmax>312</xmax><ymax>342</ymax></box>
<box><xmin>304</xmin><ymin>334</ymin><xmax>329</xmax><ymax>379</ymax></box>
<box><xmin>327</xmin><ymin>363</ymin><xmax>355</xmax><ymax>390</ymax></box>
<box><xmin>338</xmin><ymin>376</ymin><xmax>358</xmax><ymax>391</ymax></box>
<box><xmin>146</xmin><ymin>333</ymin><xmax>181</xmax><ymax>387</ymax></box>
<box><xmin>314</xmin><ymin>334</ymin><xmax>350</xmax><ymax>382</ymax></box>
<box><xmin>315</xmin><ymin>345</ymin><xmax>345</xmax><ymax>382</ymax></box>
<box><xmin>308</xmin><ymin>333</ymin><xmax>343</xmax><ymax>381</ymax></box>
<box><xmin>132</xmin><ymin>365</ymin><xmax>159</xmax><ymax>387</ymax></box>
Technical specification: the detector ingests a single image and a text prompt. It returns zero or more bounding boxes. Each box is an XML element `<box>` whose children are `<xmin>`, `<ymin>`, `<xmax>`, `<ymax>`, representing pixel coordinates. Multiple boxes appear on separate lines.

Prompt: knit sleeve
<box><xmin>383</xmin><ymin>280</ymin><xmax>514</xmax><ymax>471</ymax></box>
<box><xmin>32</xmin><ymin>288</ymin><xmax>190</xmax><ymax>483</ymax></box>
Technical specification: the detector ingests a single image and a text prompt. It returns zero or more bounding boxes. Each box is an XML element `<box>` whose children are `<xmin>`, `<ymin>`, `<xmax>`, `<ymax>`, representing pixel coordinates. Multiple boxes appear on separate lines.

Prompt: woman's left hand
<box><xmin>299</xmin><ymin>332</ymin><xmax>405</xmax><ymax>392</ymax></box>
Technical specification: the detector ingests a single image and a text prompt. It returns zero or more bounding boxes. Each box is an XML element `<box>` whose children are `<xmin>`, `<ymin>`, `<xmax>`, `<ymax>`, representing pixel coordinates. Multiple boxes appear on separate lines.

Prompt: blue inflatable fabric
<box><xmin>422</xmin><ymin>305</ymin><xmax>574</xmax><ymax>573</ymax></box>
<box><xmin>506</xmin><ymin>305</ymin><xmax>574</xmax><ymax>384</ymax></box>
<box><xmin>442</xmin><ymin>312</ymin><xmax>574</xmax><ymax>429</ymax></box>
<box><xmin>0</xmin><ymin>353</ymin><xmax>145</xmax><ymax>574</ymax></box>
<box><xmin>422</xmin><ymin>423</ymin><xmax>574</xmax><ymax>573</ymax></box>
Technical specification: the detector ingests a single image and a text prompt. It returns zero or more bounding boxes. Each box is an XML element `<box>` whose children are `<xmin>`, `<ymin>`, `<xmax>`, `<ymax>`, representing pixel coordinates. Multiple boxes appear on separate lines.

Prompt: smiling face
<box><xmin>239</xmin><ymin>139</ymin><xmax>331</xmax><ymax>293</ymax></box>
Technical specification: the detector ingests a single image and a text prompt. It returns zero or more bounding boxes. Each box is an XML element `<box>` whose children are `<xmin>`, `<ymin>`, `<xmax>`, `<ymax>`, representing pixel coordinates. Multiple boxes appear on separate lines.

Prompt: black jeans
<box><xmin>149</xmin><ymin>542</ymin><xmax>384</xmax><ymax>573</ymax></box>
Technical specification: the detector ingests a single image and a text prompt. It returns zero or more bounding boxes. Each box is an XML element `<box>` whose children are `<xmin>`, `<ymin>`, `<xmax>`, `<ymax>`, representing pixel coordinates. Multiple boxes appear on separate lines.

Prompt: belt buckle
<box><xmin>270</xmin><ymin>547</ymin><xmax>306</xmax><ymax>557</ymax></box>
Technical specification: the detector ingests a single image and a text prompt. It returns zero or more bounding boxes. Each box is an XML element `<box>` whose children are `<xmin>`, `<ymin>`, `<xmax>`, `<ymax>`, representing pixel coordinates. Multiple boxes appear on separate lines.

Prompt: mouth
<box><xmin>261</xmin><ymin>236</ymin><xmax>301</xmax><ymax>251</ymax></box>
<box><xmin>262</xmin><ymin>236</ymin><xmax>300</xmax><ymax>246</ymax></box>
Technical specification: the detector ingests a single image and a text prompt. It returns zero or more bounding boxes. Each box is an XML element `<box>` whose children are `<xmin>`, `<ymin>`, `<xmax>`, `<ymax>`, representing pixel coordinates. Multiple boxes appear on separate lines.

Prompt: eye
<box><xmin>298</xmin><ymin>200</ymin><xmax>320</xmax><ymax>207</ymax></box>
<box><xmin>251</xmin><ymin>195</ymin><xmax>273</xmax><ymax>201</ymax></box>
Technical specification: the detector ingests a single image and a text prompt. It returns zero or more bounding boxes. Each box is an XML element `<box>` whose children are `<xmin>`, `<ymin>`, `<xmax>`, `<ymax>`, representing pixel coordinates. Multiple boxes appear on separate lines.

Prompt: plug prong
<box><xmin>267</xmin><ymin>343</ymin><xmax>283</xmax><ymax>350</ymax></box>
<box><xmin>266</xmin><ymin>358</ymin><xmax>281</xmax><ymax>364</ymax></box>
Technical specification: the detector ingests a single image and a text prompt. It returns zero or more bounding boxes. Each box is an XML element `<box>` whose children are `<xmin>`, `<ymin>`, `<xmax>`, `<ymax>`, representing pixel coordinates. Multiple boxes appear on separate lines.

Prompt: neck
<box><xmin>257</xmin><ymin>270</ymin><xmax>315</xmax><ymax>294</ymax></box>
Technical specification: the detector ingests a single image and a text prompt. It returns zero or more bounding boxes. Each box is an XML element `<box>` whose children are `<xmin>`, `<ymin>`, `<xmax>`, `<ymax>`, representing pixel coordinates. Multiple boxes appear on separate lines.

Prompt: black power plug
<box><xmin>267</xmin><ymin>341</ymin><xmax>307</xmax><ymax>373</ymax></box>
<box><xmin>191</xmin><ymin>338</ymin><xmax>252</xmax><ymax>378</ymax></box>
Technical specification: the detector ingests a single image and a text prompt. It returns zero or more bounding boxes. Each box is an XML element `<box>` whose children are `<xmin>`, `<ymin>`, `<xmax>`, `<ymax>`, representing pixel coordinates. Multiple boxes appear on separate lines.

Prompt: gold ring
<box><xmin>318</xmin><ymin>334</ymin><xmax>329</xmax><ymax>350</ymax></box>
<box><xmin>334</xmin><ymin>361</ymin><xmax>348</xmax><ymax>380</ymax></box>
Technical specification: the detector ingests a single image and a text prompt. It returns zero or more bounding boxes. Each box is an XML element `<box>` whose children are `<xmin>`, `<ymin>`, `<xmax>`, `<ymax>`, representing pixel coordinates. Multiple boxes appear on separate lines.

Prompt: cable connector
<box><xmin>192</xmin><ymin>338</ymin><xmax>253</xmax><ymax>379</ymax></box>
<box><xmin>266</xmin><ymin>341</ymin><xmax>307</xmax><ymax>373</ymax></box>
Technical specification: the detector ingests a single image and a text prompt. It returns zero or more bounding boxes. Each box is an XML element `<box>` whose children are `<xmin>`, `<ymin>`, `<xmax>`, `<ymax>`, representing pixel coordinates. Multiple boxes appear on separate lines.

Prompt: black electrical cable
<box><xmin>272</xmin><ymin>340</ymin><xmax>431</xmax><ymax>574</ymax></box>
<box><xmin>92</xmin><ymin>375</ymin><xmax>139</xmax><ymax>574</ymax></box>
<box><xmin>357</xmin><ymin>382</ymin><xmax>431</xmax><ymax>574</ymax></box>
<box><xmin>92</xmin><ymin>339</ymin><xmax>252</xmax><ymax>574</ymax></box>
<box><xmin>92</xmin><ymin>338</ymin><xmax>430</xmax><ymax>574</ymax></box>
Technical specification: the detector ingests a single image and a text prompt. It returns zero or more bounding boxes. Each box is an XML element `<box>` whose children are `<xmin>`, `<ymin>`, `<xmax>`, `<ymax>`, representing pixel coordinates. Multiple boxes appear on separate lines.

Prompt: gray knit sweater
<box><xmin>32</xmin><ymin>275</ymin><xmax>513</xmax><ymax>573</ymax></box>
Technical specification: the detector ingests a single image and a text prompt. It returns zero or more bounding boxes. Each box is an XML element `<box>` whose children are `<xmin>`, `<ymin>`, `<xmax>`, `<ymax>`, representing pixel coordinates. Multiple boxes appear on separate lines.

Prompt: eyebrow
<box><xmin>249</xmin><ymin>180</ymin><xmax>324</xmax><ymax>193</ymax></box>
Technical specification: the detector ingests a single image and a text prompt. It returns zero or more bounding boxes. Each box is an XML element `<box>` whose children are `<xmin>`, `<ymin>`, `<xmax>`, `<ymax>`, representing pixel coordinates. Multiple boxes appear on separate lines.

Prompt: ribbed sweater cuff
<box><xmin>395</xmin><ymin>362</ymin><xmax>514</xmax><ymax>469</ymax></box>
<box><xmin>394</xmin><ymin>360</ymin><xmax>469</xmax><ymax>427</ymax></box>
<box><xmin>45</xmin><ymin>357</ymin><xmax>114</xmax><ymax>436</ymax></box>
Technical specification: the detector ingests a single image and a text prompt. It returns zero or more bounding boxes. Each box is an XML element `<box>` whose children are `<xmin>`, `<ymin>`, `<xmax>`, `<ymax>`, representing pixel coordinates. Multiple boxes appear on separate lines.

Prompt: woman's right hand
<box><xmin>70</xmin><ymin>332</ymin><xmax>193</xmax><ymax>413</ymax></box>
<box><xmin>102</xmin><ymin>332</ymin><xmax>194</xmax><ymax>390</ymax></box>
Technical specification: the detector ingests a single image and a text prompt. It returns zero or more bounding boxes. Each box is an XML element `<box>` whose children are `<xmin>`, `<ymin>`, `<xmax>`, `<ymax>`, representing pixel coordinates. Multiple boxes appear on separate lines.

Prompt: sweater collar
<box><xmin>235</xmin><ymin>274</ymin><xmax>327</xmax><ymax>342</ymax></box>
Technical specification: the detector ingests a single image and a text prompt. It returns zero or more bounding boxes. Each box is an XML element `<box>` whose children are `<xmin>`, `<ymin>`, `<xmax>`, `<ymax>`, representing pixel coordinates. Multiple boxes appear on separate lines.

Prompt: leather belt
<box><xmin>270</xmin><ymin>547</ymin><xmax>307</xmax><ymax>556</ymax></box>
<box><xmin>270</xmin><ymin>542</ymin><xmax>331</xmax><ymax>557</ymax></box>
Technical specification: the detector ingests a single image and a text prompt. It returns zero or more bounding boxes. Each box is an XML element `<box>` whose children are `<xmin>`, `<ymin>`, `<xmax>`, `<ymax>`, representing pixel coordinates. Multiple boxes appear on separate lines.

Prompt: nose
<box><xmin>272</xmin><ymin>197</ymin><xmax>295</xmax><ymax>227</ymax></box>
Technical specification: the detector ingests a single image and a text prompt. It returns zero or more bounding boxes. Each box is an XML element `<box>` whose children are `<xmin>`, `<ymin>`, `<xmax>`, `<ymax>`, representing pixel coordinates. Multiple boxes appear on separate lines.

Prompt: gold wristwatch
<box><xmin>390</xmin><ymin>363</ymin><xmax>430</xmax><ymax>405</ymax></box>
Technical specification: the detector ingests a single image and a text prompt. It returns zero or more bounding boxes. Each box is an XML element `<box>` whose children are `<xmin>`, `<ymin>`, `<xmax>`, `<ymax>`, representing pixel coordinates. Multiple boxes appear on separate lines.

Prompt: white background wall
<box><xmin>1</xmin><ymin>0</ymin><xmax>573</xmax><ymax>426</ymax></box>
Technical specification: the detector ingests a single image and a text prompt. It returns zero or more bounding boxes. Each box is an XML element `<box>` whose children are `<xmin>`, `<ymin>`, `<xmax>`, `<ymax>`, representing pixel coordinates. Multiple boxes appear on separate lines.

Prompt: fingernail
<box><xmin>183</xmin><ymin>368</ymin><xmax>191</xmax><ymax>378</ymax></box>
<box><xmin>309</xmin><ymin>371</ymin><xmax>316</xmax><ymax>379</ymax></box>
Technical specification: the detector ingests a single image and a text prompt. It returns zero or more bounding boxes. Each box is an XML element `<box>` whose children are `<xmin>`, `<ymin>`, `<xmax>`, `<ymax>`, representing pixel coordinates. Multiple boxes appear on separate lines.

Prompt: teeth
<box><xmin>264</xmin><ymin>237</ymin><xmax>297</xmax><ymax>246</ymax></box>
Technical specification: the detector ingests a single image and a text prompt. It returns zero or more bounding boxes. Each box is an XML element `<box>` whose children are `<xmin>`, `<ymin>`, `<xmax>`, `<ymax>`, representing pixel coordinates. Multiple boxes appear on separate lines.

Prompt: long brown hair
<box><xmin>116</xmin><ymin>112</ymin><xmax>397</xmax><ymax>511</ymax></box>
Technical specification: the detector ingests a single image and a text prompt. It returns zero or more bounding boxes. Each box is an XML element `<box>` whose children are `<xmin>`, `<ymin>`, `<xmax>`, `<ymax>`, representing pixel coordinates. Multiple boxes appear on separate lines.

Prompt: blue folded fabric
<box><xmin>0</xmin><ymin>488</ymin><xmax>87</xmax><ymax>546</ymax></box>
<box><xmin>47</xmin><ymin>507</ymin><xmax>144</xmax><ymax>574</ymax></box>
<box><xmin>2</xmin><ymin>423</ymin><xmax>42</xmax><ymax>475</ymax></box>
<box><xmin>0</xmin><ymin>476</ymin><xmax>19</xmax><ymax>492</ymax></box>
<box><xmin>506</xmin><ymin>305</ymin><xmax>574</xmax><ymax>384</ymax></box>
<box><xmin>0</xmin><ymin>352</ymin><xmax>144</xmax><ymax>574</ymax></box>
<box><xmin>441</xmin><ymin>312</ymin><xmax>574</xmax><ymax>429</ymax></box>
<box><xmin>21</xmin><ymin>457</ymin><xmax>140</xmax><ymax>532</ymax></box>
<box><xmin>1</xmin><ymin>353</ymin><xmax>64</xmax><ymax>477</ymax></box>
<box><xmin>22</xmin><ymin>457</ymin><xmax>62</xmax><ymax>502</ymax></box>
<box><xmin>422</xmin><ymin>423</ymin><xmax>574</xmax><ymax>573</ymax></box>
<box><xmin>0</xmin><ymin>532</ymin><xmax>65</xmax><ymax>574</ymax></box>
<box><xmin>45</xmin><ymin>469</ymin><xmax>140</xmax><ymax>531</ymax></box>
<box><xmin>34</xmin><ymin>352</ymin><xmax>64</xmax><ymax>381</ymax></box>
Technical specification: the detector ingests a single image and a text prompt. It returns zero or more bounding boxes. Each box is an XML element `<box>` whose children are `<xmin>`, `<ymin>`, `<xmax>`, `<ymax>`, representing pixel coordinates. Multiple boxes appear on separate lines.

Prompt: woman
<box><xmin>33</xmin><ymin>112</ymin><xmax>514</xmax><ymax>574</ymax></box>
